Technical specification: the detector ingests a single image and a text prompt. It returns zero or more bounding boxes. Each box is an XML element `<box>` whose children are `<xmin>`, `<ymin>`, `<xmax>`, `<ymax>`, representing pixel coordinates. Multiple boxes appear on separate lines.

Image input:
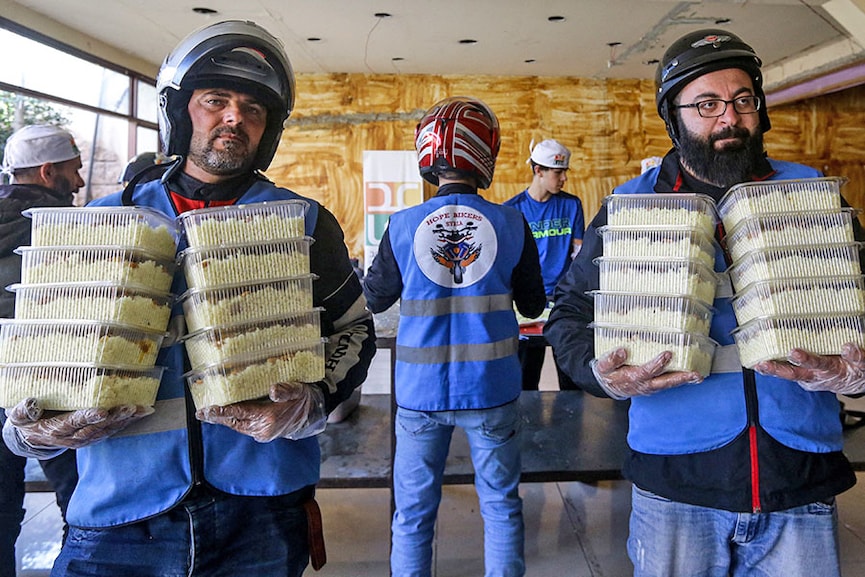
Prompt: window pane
<box><xmin>137</xmin><ymin>80</ymin><xmax>158</xmax><ymax>123</ymax></box>
<box><xmin>0</xmin><ymin>29</ymin><xmax>129</xmax><ymax>114</ymax></box>
<box><xmin>136</xmin><ymin>125</ymin><xmax>160</xmax><ymax>154</ymax></box>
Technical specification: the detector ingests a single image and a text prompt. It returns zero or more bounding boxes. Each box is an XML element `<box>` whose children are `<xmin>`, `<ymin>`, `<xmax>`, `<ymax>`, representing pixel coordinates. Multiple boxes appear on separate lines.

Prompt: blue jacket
<box><xmin>59</xmin><ymin>175</ymin><xmax>375</xmax><ymax>528</ymax></box>
<box><xmin>544</xmin><ymin>151</ymin><xmax>858</xmax><ymax>512</ymax></box>
<box><xmin>364</xmin><ymin>183</ymin><xmax>546</xmax><ymax>411</ymax></box>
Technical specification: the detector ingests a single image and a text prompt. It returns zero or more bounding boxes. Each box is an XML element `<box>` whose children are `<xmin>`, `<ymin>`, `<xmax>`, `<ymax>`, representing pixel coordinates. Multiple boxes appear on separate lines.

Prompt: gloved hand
<box><xmin>196</xmin><ymin>382</ymin><xmax>327</xmax><ymax>443</ymax></box>
<box><xmin>6</xmin><ymin>398</ymin><xmax>154</xmax><ymax>449</ymax></box>
<box><xmin>753</xmin><ymin>342</ymin><xmax>865</xmax><ymax>395</ymax></box>
<box><xmin>591</xmin><ymin>348</ymin><xmax>704</xmax><ymax>400</ymax></box>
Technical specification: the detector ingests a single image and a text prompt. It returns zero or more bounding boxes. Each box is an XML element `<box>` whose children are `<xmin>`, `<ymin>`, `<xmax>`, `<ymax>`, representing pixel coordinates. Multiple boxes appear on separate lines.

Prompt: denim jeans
<box><xmin>51</xmin><ymin>488</ymin><xmax>311</xmax><ymax>577</ymax></box>
<box><xmin>391</xmin><ymin>400</ymin><xmax>524</xmax><ymax>577</ymax></box>
<box><xmin>628</xmin><ymin>484</ymin><xmax>841</xmax><ymax>577</ymax></box>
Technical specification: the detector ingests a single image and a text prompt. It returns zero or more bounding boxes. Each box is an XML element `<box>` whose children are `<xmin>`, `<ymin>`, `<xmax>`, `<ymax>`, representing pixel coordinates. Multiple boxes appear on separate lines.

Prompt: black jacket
<box><xmin>0</xmin><ymin>184</ymin><xmax>74</xmax><ymax>318</ymax></box>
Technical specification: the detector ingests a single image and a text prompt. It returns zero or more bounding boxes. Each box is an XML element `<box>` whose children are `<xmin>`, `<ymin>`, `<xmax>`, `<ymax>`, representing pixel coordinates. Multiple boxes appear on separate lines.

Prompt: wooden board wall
<box><xmin>265</xmin><ymin>73</ymin><xmax>865</xmax><ymax>260</ymax></box>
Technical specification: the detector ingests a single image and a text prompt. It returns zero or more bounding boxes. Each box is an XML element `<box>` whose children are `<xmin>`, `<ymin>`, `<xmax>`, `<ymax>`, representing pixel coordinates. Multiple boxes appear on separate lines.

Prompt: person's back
<box><xmin>364</xmin><ymin>96</ymin><xmax>545</xmax><ymax>577</ymax></box>
<box><xmin>0</xmin><ymin>124</ymin><xmax>83</xmax><ymax>577</ymax></box>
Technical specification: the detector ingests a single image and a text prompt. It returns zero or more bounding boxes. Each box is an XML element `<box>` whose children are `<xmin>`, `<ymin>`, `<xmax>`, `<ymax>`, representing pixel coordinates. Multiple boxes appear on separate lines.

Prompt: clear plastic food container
<box><xmin>0</xmin><ymin>363</ymin><xmax>165</xmax><ymax>410</ymax></box>
<box><xmin>178</xmin><ymin>199</ymin><xmax>309</xmax><ymax>248</ymax></box>
<box><xmin>181</xmin><ymin>275</ymin><xmax>316</xmax><ymax>333</ymax></box>
<box><xmin>182</xmin><ymin>309</ymin><xmax>323</xmax><ymax>370</ymax></box>
<box><xmin>10</xmin><ymin>282</ymin><xmax>174</xmax><ymax>331</ymax></box>
<box><xmin>183</xmin><ymin>340</ymin><xmax>326</xmax><ymax>409</ymax></box>
<box><xmin>179</xmin><ymin>237</ymin><xmax>312</xmax><ymax>289</ymax></box>
<box><xmin>595</xmin><ymin>257</ymin><xmax>718</xmax><ymax>305</ymax></box>
<box><xmin>727</xmin><ymin>243</ymin><xmax>862</xmax><ymax>293</ymax></box>
<box><xmin>598</xmin><ymin>225</ymin><xmax>716</xmax><ymax>268</ymax></box>
<box><xmin>604</xmin><ymin>193</ymin><xmax>717</xmax><ymax>236</ymax></box>
<box><xmin>0</xmin><ymin>319</ymin><xmax>165</xmax><ymax>366</ymax></box>
<box><xmin>732</xmin><ymin>313</ymin><xmax>865</xmax><ymax>368</ymax></box>
<box><xmin>731</xmin><ymin>276</ymin><xmax>865</xmax><ymax>326</ymax></box>
<box><xmin>17</xmin><ymin>245</ymin><xmax>176</xmax><ymax>292</ymax></box>
<box><xmin>724</xmin><ymin>209</ymin><xmax>857</xmax><ymax>263</ymax></box>
<box><xmin>592</xmin><ymin>292</ymin><xmax>714</xmax><ymax>335</ymax></box>
<box><xmin>591</xmin><ymin>323</ymin><xmax>717</xmax><ymax>376</ymax></box>
<box><xmin>717</xmin><ymin>177</ymin><xmax>845</xmax><ymax>232</ymax></box>
<box><xmin>24</xmin><ymin>206</ymin><xmax>178</xmax><ymax>260</ymax></box>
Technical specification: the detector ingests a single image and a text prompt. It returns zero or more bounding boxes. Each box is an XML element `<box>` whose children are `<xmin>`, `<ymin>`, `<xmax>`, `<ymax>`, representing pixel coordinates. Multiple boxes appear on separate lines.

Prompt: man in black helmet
<box><xmin>545</xmin><ymin>29</ymin><xmax>865</xmax><ymax>576</ymax></box>
<box><xmin>2</xmin><ymin>21</ymin><xmax>375</xmax><ymax>577</ymax></box>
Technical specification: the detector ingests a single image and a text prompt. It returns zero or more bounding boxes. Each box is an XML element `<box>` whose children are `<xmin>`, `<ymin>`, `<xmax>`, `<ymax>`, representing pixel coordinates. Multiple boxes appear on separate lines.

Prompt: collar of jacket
<box><xmin>435</xmin><ymin>182</ymin><xmax>478</xmax><ymax>197</ymax></box>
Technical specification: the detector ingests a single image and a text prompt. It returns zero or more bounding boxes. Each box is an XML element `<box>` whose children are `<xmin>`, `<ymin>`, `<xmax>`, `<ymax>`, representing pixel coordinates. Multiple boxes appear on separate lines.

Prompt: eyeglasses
<box><xmin>674</xmin><ymin>96</ymin><xmax>761</xmax><ymax>118</ymax></box>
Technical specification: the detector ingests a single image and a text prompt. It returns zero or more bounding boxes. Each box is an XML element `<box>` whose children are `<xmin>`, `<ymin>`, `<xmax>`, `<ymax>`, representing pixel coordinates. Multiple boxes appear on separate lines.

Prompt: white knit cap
<box><xmin>528</xmin><ymin>139</ymin><xmax>570</xmax><ymax>169</ymax></box>
<box><xmin>2</xmin><ymin>125</ymin><xmax>80</xmax><ymax>174</ymax></box>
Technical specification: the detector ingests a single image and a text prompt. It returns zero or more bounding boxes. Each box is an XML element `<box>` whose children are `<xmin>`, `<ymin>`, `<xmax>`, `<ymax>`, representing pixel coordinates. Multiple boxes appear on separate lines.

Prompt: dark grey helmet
<box><xmin>655</xmin><ymin>29</ymin><xmax>770</xmax><ymax>147</ymax></box>
<box><xmin>156</xmin><ymin>20</ymin><xmax>295</xmax><ymax>171</ymax></box>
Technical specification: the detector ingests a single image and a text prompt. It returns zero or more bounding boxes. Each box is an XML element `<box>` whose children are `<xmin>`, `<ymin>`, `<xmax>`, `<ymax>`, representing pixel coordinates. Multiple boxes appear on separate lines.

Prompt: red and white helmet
<box><xmin>415</xmin><ymin>97</ymin><xmax>500</xmax><ymax>189</ymax></box>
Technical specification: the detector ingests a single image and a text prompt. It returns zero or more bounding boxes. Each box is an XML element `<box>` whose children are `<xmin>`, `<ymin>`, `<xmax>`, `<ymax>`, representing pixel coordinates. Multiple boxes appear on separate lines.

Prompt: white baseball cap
<box><xmin>528</xmin><ymin>139</ymin><xmax>570</xmax><ymax>169</ymax></box>
<box><xmin>2</xmin><ymin>125</ymin><xmax>81</xmax><ymax>173</ymax></box>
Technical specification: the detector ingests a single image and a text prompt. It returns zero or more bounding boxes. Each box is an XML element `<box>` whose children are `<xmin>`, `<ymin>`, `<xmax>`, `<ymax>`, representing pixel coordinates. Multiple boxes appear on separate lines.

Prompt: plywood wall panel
<box><xmin>264</xmin><ymin>73</ymin><xmax>865</xmax><ymax>260</ymax></box>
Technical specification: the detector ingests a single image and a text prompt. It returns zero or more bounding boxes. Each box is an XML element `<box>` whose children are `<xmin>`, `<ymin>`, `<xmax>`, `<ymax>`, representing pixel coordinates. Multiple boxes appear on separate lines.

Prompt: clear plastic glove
<box><xmin>196</xmin><ymin>382</ymin><xmax>327</xmax><ymax>443</ymax></box>
<box><xmin>6</xmin><ymin>398</ymin><xmax>154</xmax><ymax>450</ymax></box>
<box><xmin>753</xmin><ymin>343</ymin><xmax>865</xmax><ymax>395</ymax></box>
<box><xmin>591</xmin><ymin>348</ymin><xmax>704</xmax><ymax>400</ymax></box>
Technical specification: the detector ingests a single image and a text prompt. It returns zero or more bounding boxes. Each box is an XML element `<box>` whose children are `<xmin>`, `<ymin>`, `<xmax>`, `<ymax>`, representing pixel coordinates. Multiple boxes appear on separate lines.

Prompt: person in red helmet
<box><xmin>2</xmin><ymin>20</ymin><xmax>375</xmax><ymax>576</ymax></box>
<box><xmin>363</xmin><ymin>96</ymin><xmax>545</xmax><ymax>577</ymax></box>
<box><xmin>544</xmin><ymin>29</ymin><xmax>865</xmax><ymax>576</ymax></box>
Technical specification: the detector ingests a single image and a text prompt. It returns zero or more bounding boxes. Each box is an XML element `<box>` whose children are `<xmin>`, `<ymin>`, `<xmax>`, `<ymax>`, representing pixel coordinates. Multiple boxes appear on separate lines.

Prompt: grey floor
<box><xmin>15</xmin><ymin>349</ymin><xmax>865</xmax><ymax>576</ymax></box>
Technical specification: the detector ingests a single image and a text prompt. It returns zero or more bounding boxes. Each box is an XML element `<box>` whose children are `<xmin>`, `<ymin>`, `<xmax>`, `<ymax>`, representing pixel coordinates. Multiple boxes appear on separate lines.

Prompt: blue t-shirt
<box><xmin>504</xmin><ymin>190</ymin><xmax>584</xmax><ymax>296</ymax></box>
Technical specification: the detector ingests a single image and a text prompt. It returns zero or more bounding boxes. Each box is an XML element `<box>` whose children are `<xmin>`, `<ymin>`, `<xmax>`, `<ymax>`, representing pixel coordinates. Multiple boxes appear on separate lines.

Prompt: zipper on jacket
<box><xmin>183</xmin><ymin>355</ymin><xmax>205</xmax><ymax>488</ymax></box>
<box><xmin>743</xmin><ymin>368</ymin><xmax>761</xmax><ymax>513</ymax></box>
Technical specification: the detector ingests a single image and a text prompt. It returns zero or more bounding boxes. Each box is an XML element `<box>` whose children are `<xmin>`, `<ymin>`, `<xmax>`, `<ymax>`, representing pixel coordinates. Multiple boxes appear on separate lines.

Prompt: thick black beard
<box><xmin>677</xmin><ymin>124</ymin><xmax>765</xmax><ymax>188</ymax></box>
<box><xmin>187</xmin><ymin>128</ymin><xmax>255</xmax><ymax>176</ymax></box>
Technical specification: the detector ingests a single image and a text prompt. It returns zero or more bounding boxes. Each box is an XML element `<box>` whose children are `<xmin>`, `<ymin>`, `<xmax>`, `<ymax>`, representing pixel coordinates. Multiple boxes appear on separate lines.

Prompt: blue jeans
<box><xmin>391</xmin><ymin>400</ymin><xmax>524</xmax><ymax>577</ymax></box>
<box><xmin>628</xmin><ymin>484</ymin><xmax>841</xmax><ymax>577</ymax></box>
<box><xmin>51</xmin><ymin>488</ymin><xmax>311</xmax><ymax>577</ymax></box>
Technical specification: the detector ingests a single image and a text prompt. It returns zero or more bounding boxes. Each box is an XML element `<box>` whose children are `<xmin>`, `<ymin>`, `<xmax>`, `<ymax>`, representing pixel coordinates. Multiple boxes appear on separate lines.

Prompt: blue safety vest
<box><xmin>67</xmin><ymin>178</ymin><xmax>322</xmax><ymax>528</ymax></box>
<box><xmin>615</xmin><ymin>159</ymin><xmax>845</xmax><ymax>456</ymax></box>
<box><xmin>388</xmin><ymin>193</ymin><xmax>525</xmax><ymax>411</ymax></box>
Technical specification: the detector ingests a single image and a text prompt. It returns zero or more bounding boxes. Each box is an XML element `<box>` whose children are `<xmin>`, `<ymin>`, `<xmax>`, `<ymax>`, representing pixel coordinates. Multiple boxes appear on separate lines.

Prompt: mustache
<box><xmin>211</xmin><ymin>126</ymin><xmax>248</xmax><ymax>144</ymax></box>
<box><xmin>709</xmin><ymin>126</ymin><xmax>750</xmax><ymax>144</ymax></box>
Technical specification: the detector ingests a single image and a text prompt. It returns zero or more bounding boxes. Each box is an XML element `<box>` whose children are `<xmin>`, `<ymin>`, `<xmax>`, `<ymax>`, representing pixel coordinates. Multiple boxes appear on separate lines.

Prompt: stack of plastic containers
<box><xmin>720</xmin><ymin>177</ymin><xmax>865</xmax><ymax>368</ymax></box>
<box><xmin>176</xmin><ymin>200</ymin><xmax>325</xmax><ymax>409</ymax></box>
<box><xmin>0</xmin><ymin>207</ymin><xmax>178</xmax><ymax>410</ymax></box>
<box><xmin>591</xmin><ymin>194</ymin><xmax>720</xmax><ymax>376</ymax></box>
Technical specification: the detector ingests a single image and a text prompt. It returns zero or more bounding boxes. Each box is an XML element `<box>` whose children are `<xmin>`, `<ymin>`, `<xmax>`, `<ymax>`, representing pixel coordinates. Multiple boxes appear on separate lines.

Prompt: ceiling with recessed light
<box><xmin>5</xmin><ymin>0</ymin><xmax>865</xmax><ymax>101</ymax></box>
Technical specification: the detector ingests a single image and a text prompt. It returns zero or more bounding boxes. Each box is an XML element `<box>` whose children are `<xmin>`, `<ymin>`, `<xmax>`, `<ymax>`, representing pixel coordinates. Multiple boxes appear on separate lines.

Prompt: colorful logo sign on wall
<box><xmin>363</xmin><ymin>151</ymin><xmax>424</xmax><ymax>269</ymax></box>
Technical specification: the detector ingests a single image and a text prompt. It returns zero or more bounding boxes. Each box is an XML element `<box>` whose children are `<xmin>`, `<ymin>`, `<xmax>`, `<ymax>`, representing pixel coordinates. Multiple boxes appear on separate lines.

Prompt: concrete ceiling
<box><xmin>5</xmin><ymin>0</ymin><xmax>865</xmax><ymax>104</ymax></box>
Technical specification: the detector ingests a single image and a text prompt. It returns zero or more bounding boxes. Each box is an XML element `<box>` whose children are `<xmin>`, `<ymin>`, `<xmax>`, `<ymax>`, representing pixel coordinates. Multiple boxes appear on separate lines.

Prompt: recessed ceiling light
<box><xmin>548</xmin><ymin>16</ymin><xmax>566</xmax><ymax>23</ymax></box>
<box><xmin>192</xmin><ymin>7</ymin><xmax>217</xmax><ymax>14</ymax></box>
<box><xmin>459</xmin><ymin>39</ymin><xmax>477</xmax><ymax>45</ymax></box>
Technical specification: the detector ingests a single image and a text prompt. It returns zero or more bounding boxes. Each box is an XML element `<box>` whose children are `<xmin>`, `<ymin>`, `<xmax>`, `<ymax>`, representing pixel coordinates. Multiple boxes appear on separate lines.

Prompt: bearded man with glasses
<box><xmin>544</xmin><ymin>29</ymin><xmax>865</xmax><ymax>577</ymax></box>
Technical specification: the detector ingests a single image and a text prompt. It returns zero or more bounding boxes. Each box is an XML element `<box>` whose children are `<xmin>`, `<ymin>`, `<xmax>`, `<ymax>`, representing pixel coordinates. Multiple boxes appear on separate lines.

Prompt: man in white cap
<box><xmin>504</xmin><ymin>138</ymin><xmax>584</xmax><ymax>390</ymax></box>
<box><xmin>0</xmin><ymin>124</ymin><xmax>81</xmax><ymax>577</ymax></box>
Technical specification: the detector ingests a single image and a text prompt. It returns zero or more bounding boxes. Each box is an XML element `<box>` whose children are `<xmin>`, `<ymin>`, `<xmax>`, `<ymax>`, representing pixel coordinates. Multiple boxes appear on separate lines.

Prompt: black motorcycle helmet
<box><xmin>156</xmin><ymin>20</ymin><xmax>295</xmax><ymax>172</ymax></box>
<box><xmin>655</xmin><ymin>29</ymin><xmax>771</xmax><ymax>148</ymax></box>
